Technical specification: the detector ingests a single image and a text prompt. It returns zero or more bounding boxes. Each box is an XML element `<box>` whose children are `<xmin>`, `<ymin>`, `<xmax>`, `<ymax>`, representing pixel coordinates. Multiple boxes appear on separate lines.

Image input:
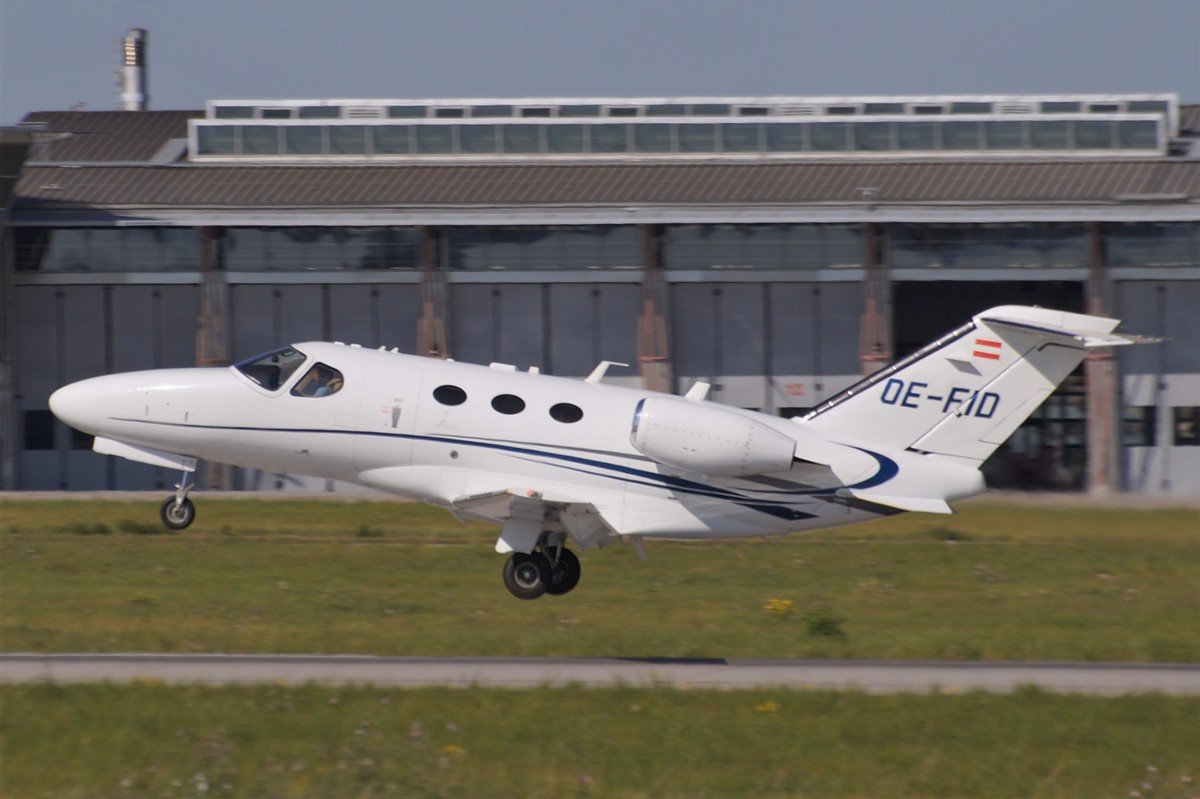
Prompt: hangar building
<box><xmin>2</xmin><ymin>92</ymin><xmax>1197</xmax><ymax>495</ymax></box>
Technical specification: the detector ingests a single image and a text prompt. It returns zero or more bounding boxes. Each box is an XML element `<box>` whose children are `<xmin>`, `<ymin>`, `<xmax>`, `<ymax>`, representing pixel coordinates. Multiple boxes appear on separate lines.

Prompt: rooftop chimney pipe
<box><xmin>118</xmin><ymin>29</ymin><xmax>148</xmax><ymax>111</ymax></box>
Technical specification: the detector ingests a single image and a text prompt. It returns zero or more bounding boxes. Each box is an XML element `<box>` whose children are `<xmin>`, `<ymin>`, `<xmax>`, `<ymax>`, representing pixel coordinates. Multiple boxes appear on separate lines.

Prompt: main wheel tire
<box><xmin>159</xmin><ymin>496</ymin><xmax>196</xmax><ymax>530</ymax></box>
<box><xmin>545</xmin><ymin>548</ymin><xmax>581</xmax><ymax>596</ymax></box>
<box><xmin>502</xmin><ymin>552</ymin><xmax>552</xmax><ymax>600</ymax></box>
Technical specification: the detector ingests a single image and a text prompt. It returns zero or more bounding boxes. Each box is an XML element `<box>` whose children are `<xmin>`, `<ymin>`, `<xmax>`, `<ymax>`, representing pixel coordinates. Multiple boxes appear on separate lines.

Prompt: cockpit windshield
<box><xmin>234</xmin><ymin>347</ymin><xmax>308</xmax><ymax>391</ymax></box>
<box><xmin>291</xmin><ymin>363</ymin><xmax>344</xmax><ymax>398</ymax></box>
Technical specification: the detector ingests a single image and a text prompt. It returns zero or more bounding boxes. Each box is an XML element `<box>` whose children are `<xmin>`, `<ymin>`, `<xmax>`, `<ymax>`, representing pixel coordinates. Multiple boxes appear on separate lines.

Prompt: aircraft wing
<box><xmin>451</xmin><ymin>488</ymin><xmax>620</xmax><ymax>554</ymax></box>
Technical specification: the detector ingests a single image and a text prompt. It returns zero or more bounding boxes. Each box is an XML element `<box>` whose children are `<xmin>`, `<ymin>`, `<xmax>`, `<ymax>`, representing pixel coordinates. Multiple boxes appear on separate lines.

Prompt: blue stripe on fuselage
<box><xmin>107</xmin><ymin>417</ymin><xmax>896</xmax><ymax>518</ymax></box>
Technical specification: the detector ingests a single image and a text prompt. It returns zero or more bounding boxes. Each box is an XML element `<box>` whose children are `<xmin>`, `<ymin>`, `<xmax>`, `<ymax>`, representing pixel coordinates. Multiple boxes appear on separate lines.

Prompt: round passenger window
<box><xmin>433</xmin><ymin>385</ymin><xmax>467</xmax><ymax>406</ymax></box>
<box><xmin>491</xmin><ymin>394</ymin><xmax>526</xmax><ymax>415</ymax></box>
<box><xmin>550</xmin><ymin>402</ymin><xmax>583</xmax><ymax>423</ymax></box>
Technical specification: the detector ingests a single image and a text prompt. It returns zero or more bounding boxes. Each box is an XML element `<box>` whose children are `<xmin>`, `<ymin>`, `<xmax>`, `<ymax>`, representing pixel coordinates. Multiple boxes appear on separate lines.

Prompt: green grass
<box><xmin>1</xmin><ymin>683</ymin><xmax>1197</xmax><ymax>799</ymax></box>
<box><xmin>1</xmin><ymin>498</ymin><xmax>1197</xmax><ymax>661</ymax></box>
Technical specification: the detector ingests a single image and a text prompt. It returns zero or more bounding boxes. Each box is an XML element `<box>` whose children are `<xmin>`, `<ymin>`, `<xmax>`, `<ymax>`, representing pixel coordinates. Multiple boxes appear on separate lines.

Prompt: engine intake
<box><xmin>630</xmin><ymin>397</ymin><xmax>796</xmax><ymax>477</ymax></box>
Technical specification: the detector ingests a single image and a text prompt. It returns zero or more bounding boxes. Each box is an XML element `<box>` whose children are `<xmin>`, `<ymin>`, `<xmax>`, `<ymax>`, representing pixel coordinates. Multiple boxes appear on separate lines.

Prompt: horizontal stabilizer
<box><xmin>979</xmin><ymin>312</ymin><xmax>1159</xmax><ymax>349</ymax></box>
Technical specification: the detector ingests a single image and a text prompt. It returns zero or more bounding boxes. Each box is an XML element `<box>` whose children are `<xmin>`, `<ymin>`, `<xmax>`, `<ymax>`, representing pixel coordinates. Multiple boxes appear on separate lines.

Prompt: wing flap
<box><xmin>450</xmin><ymin>488</ymin><xmax>620</xmax><ymax>553</ymax></box>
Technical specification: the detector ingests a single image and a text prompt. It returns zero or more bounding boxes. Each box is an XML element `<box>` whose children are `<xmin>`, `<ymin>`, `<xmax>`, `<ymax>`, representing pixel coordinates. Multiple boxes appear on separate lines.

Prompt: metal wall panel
<box><xmin>546</xmin><ymin>284</ymin><xmax>639</xmax><ymax>377</ymax></box>
<box><xmin>230</xmin><ymin>285</ymin><xmax>277</xmax><ymax>360</ymax></box>
<box><xmin>1116</xmin><ymin>280</ymin><xmax>1200</xmax><ymax>497</ymax></box>
<box><xmin>14</xmin><ymin>287</ymin><xmax>59</xmax><ymax>488</ymax></box>
<box><xmin>767</xmin><ymin>283</ymin><xmax>820</xmax><ymax>411</ymax></box>
<box><xmin>159</xmin><ymin>287</ymin><xmax>199</xmax><ymax>368</ymax></box>
<box><xmin>112</xmin><ymin>286</ymin><xmax>156</xmax><ymax>372</ymax></box>
<box><xmin>14</xmin><ymin>286</ymin><xmax>58</xmax><ymax>404</ymax></box>
<box><xmin>498</xmin><ymin>285</ymin><xmax>546</xmax><ymax>369</ymax></box>
<box><xmin>62</xmin><ymin>287</ymin><xmax>108</xmax><ymax>489</ymax></box>
<box><xmin>111</xmin><ymin>285</ymin><xmax>159</xmax><ymax>489</ymax></box>
<box><xmin>547</xmin><ymin>285</ymin><xmax>593</xmax><ymax>375</ymax></box>
<box><xmin>377</xmin><ymin>284</ymin><xmax>420</xmax><ymax>354</ymax></box>
<box><xmin>673</xmin><ymin>282</ymin><xmax>862</xmax><ymax>411</ymax></box>
<box><xmin>449</xmin><ymin>285</ymin><xmax>497</xmax><ymax>365</ymax></box>
<box><xmin>329</xmin><ymin>285</ymin><xmax>377</xmax><ymax>347</ymax></box>
<box><xmin>718</xmin><ymin>284</ymin><xmax>768</xmax><ymax>408</ymax></box>
<box><xmin>449</xmin><ymin>284</ymin><xmax>546</xmax><ymax>368</ymax></box>
<box><xmin>278</xmin><ymin>285</ymin><xmax>324</xmax><ymax>345</ymax></box>
<box><xmin>817</xmin><ymin>282</ymin><xmax>863</xmax><ymax>380</ymax></box>
<box><xmin>597</xmin><ymin>284</ymin><xmax>640</xmax><ymax>373</ymax></box>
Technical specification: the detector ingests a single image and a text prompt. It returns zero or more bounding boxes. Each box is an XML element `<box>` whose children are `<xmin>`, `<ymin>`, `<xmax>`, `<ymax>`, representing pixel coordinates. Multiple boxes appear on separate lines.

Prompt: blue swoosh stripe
<box><xmin>109</xmin><ymin>417</ymin><xmax>896</xmax><ymax>514</ymax></box>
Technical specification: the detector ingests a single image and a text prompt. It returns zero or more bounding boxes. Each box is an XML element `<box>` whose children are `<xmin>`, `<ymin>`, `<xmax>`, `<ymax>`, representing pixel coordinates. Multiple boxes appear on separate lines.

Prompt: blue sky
<box><xmin>1</xmin><ymin>0</ymin><xmax>1197</xmax><ymax>122</ymax></box>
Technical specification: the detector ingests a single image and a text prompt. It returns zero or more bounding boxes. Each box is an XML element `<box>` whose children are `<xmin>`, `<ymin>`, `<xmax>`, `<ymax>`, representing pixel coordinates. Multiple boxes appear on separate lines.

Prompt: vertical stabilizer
<box><xmin>802</xmin><ymin>306</ymin><xmax>1141</xmax><ymax>466</ymax></box>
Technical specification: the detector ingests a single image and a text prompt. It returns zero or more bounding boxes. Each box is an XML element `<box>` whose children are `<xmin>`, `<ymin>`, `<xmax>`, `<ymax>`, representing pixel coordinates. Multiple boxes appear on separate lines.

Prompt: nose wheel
<box><xmin>502</xmin><ymin>541</ymin><xmax>582</xmax><ymax>599</ymax></box>
<box><xmin>159</xmin><ymin>472</ymin><xmax>196</xmax><ymax>530</ymax></box>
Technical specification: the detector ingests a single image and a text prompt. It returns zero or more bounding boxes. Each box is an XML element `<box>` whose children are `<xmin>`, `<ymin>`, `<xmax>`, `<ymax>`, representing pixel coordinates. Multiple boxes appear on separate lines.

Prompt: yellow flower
<box><xmin>762</xmin><ymin>598</ymin><xmax>794</xmax><ymax>614</ymax></box>
<box><xmin>754</xmin><ymin>701</ymin><xmax>780</xmax><ymax>713</ymax></box>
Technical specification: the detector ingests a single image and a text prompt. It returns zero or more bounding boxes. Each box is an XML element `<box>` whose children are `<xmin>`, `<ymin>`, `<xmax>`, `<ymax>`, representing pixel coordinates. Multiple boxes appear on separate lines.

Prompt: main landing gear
<box><xmin>502</xmin><ymin>534</ymin><xmax>581</xmax><ymax>600</ymax></box>
<box><xmin>159</xmin><ymin>471</ymin><xmax>196</xmax><ymax>530</ymax></box>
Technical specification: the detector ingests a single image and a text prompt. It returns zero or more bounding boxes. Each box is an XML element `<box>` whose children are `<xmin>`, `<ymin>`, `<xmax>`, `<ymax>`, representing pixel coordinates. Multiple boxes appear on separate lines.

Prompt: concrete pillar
<box><xmin>195</xmin><ymin>227</ymin><xmax>230</xmax><ymax>489</ymax></box>
<box><xmin>195</xmin><ymin>227</ymin><xmax>229</xmax><ymax>367</ymax></box>
<box><xmin>858</xmin><ymin>223</ymin><xmax>892</xmax><ymax>376</ymax></box>
<box><xmin>416</xmin><ymin>226</ymin><xmax>449</xmax><ymax>358</ymax></box>
<box><xmin>637</xmin><ymin>225</ymin><xmax>672</xmax><ymax>393</ymax></box>
<box><xmin>1085</xmin><ymin>223</ymin><xmax>1119</xmax><ymax>495</ymax></box>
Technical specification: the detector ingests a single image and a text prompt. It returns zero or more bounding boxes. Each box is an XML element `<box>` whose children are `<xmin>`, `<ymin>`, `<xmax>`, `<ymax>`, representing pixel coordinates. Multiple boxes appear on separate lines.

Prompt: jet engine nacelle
<box><xmin>630</xmin><ymin>397</ymin><xmax>797</xmax><ymax>477</ymax></box>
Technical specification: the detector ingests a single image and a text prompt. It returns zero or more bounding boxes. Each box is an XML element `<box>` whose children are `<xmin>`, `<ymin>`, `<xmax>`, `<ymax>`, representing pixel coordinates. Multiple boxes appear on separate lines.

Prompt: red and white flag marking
<box><xmin>973</xmin><ymin>338</ymin><xmax>1002</xmax><ymax>360</ymax></box>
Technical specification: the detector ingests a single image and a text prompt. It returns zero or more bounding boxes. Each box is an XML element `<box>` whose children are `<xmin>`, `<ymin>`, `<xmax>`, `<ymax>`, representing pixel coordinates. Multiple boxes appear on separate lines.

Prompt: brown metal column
<box><xmin>637</xmin><ymin>224</ymin><xmax>672</xmax><ymax>393</ymax></box>
<box><xmin>858</xmin><ymin>223</ymin><xmax>892</xmax><ymax>376</ymax></box>
<box><xmin>195</xmin><ymin>227</ymin><xmax>228</xmax><ymax>367</ymax></box>
<box><xmin>1085</xmin><ymin>222</ymin><xmax>1118</xmax><ymax>495</ymax></box>
<box><xmin>195</xmin><ymin>227</ymin><xmax>230</xmax><ymax>489</ymax></box>
<box><xmin>416</xmin><ymin>226</ymin><xmax>450</xmax><ymax>358</ymax></box>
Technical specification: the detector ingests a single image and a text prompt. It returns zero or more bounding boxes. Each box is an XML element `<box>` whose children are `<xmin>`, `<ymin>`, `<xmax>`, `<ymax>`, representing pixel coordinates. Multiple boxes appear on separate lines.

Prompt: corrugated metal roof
<box><xmin>13</xmin><ymin>160</ymin><xmax>1200</xmax><ymax>210</ymax></box>
<box><xmin>21</xmin><ymin>111</ymin><xmax>200</xmax><ymax>163</ymax></box>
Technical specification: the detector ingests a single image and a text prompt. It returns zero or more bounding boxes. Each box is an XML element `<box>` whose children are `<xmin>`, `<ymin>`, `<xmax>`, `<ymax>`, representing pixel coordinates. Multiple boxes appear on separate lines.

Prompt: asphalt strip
<box><xmin>2</xmin><ymin>654</ymin><xmax>1198</xmax><ymax>696</ymax></box>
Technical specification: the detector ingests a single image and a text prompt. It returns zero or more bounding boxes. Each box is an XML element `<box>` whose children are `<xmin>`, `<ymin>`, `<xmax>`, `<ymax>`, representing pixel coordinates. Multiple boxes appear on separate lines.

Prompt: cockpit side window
<box><xmin>291</xmin><ymin>363</ymin><xmax>344</xmax><ymax>398</ymax></box>
<box><xmin>234</xmin><ymin>347</ymin><xmax>307</xmax><ymax>391</ymax></box>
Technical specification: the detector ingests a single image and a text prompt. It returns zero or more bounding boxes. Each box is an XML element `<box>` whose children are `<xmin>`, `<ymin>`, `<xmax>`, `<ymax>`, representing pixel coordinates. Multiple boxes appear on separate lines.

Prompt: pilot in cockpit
<box><xmin>291</xmin><ymin>363</ymin><xmax>344</xmax><ymax>398</ymax></box>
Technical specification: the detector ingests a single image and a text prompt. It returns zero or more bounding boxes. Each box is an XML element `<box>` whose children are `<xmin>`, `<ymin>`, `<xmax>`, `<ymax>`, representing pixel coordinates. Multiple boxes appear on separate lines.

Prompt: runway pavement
<box><xmin>3</xmin><ymin>654</ymin><xmax>1198</xmax><ymax>695</ymax></box>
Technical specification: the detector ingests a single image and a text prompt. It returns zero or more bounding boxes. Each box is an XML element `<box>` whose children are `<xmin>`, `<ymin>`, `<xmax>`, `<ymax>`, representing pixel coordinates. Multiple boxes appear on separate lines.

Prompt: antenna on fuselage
<box><xmin>585</xmin><ymin>361</ymin><xmax>629</xmax><ymax>383</ymax></box>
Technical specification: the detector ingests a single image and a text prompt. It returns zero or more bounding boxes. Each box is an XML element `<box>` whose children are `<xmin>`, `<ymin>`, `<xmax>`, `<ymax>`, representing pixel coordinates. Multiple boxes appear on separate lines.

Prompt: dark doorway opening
<box><xmin>893</xmin><ymin>281</ymin><xmax>1087</xmax><ymax>491</ymax></box>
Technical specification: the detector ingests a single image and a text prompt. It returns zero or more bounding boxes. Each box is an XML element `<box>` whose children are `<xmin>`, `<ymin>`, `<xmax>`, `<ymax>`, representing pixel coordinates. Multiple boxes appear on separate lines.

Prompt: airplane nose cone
<box><xmin>49</xmin><ymin>380</ymin><xmax>101</xmax><ymax>434</ymax></box>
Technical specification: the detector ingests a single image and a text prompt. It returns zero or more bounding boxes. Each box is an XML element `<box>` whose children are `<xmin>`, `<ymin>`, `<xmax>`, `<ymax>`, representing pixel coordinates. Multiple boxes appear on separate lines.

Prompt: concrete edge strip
<box><xmin>2</xmin><ymin>655</ymin><xmax>1198</xmax><ymax>696</ymax></box>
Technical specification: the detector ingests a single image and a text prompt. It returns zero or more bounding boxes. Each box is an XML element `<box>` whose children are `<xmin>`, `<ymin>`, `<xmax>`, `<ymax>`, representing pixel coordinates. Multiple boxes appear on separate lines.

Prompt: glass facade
<box><xmin>446</xmin><ymin>226</ymin><xmax>641</xmax><ymax>270</ymax></box>
<box><xmin>222</xmin><ymin>227</ymin><xmax>421</xmax><ymax>271</ymax></box>
<box><xmin>886</xmin><ymin>224</ymin><xmax>1092</xmax><ymax>269</ymax></box>
<box><xmin>14</xmin><ymin>223</ymin><xmax>1199</xmax><ymax>273</ymax></box>
<box><xmin>661</xmin><ymin>225</ymin><xmax>865</xmax><ymax>270</ymax></box>
<box><xmin>14</xmin><ymin>228</ymin><xmax>203</xmax><ymax>272</ymax></box>
<box><xmin>191</xmin><ymin>117</ymin><xmax>1164</xmax><ymax>159</ymax></box>
<box><xmin>1105</xmin><ymin>223</ymin><xmax>1200</xmax><ymax>268</ymax></box>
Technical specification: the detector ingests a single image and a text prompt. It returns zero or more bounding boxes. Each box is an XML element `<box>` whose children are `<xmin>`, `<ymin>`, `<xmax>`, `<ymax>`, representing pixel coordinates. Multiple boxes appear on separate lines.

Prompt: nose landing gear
<box><xmin>159</xmin><ymin>472</ymin><xmax>196</xmax><ymax>530</ymax></box>
<box><xmin>501</xmin><ymin>534</ymin><xmax>582</xmax><ymax>599</ymax></box>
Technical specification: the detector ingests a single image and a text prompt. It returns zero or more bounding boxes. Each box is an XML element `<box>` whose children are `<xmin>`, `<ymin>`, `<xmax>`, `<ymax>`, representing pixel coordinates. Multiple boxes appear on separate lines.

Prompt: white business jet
<box><xmin>49</xmin><ymin>305</ymin><xmax>1148</xmax><ymax>599</ymax></box>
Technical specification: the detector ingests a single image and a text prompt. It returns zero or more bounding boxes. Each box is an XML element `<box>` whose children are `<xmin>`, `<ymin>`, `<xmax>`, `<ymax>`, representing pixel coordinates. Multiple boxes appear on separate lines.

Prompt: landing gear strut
<box><xmin>159</xmin><ymin>472</ymin><xmax>196</xmax><ymax>530</ymax></box>
<box><xmin>502</xmin><ymin>534</ymin><xmax>581</xmax><ymax>599</ymax></box>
